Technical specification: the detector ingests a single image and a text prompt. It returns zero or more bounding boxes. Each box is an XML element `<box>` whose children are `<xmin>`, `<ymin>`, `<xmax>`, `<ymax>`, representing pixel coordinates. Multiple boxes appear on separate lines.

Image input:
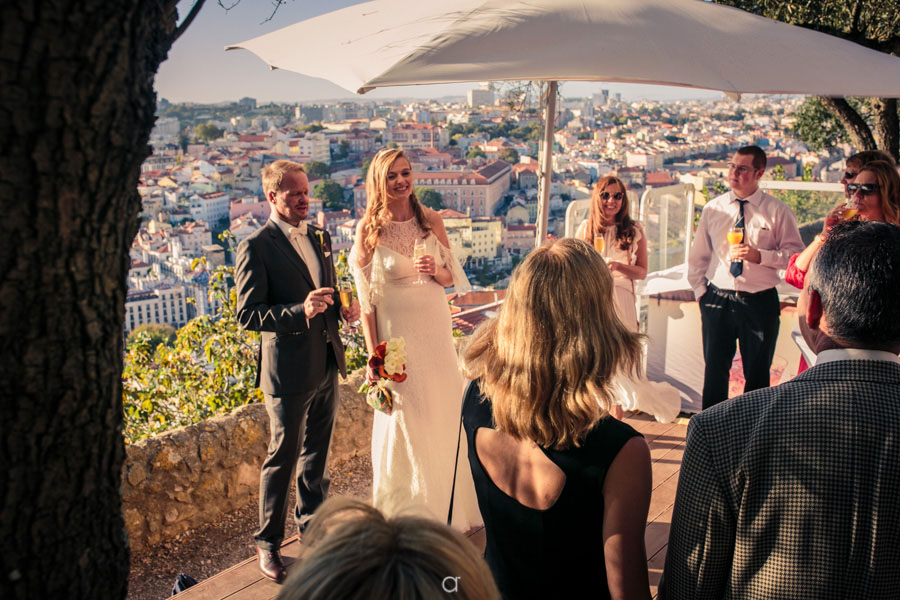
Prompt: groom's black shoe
<box><xmin>257</xmin><ymin>547</ymin><xmax>287</xmax><ymax>583</ymax></box>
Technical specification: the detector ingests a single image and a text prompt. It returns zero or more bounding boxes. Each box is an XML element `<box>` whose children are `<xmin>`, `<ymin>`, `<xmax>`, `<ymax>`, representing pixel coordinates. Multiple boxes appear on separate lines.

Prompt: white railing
<box><xmin>565</xmin><ymin>180</ymin><xmax>845</xmax><ymax>278</ymax></box>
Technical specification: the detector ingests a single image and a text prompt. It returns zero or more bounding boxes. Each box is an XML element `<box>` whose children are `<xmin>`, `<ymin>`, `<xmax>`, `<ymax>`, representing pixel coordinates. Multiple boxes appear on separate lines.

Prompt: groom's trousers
<box><xmin>254</xmin><ymin>357</ymin><xmax>338</xmax><ymax>550</ymax></box>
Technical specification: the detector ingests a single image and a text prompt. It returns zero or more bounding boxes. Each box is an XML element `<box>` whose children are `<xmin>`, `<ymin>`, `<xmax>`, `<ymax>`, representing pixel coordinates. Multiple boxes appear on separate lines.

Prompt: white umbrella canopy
<box><xmin>227</xmin><ymin>0</ymin><xmax>900</xmax><ymax>243</ymax></box>
<box><xmin>227</xmin><ymin>0</ymin><xmax>900</xmax><ymax>97</ymax></box>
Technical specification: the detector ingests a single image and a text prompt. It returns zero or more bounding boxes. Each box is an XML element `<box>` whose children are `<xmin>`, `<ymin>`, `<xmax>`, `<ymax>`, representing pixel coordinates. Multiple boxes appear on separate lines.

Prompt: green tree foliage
<box><xmin>767</xmin><ymin>164</ymin><xmax>840</xmax><ymax>225</ymax></box>
<box><xmin>121</xmin><ymin>244</ymin><xmax>368</xmax><ymax>444</ymax></box>
<box><xmin>715</xmin><ymin>0</ymin><xmax>900</xmax><ymax>158</ymax></box>
<box><xmin>304</xmin><ymin>160</ymin><xmax>330</xmax><ymax>179</ymax></box>
<box><xmin>194</xmin><ymin>122</ymin><xmax>223</xmax><ymax>142</ymax></box>
<box><xmin>498</xmin><ymin>148</ymin><xmax>520</xmax><ymax>164</ymax></box>
<box><xmin>314</xmin><ymin>179</ymin><xmax>347</xmax><ymax>209</ymax></box>
<box><xmin>418</xmin><ymin>188</ymin><xmax>445</xmax><ymax>210</ymax></box>
<box><xmin>447</xmin><ymin>120</ymin><xmax>541</xmax><ymax>143</ymax></box>
<box><xmin>127</xmin><ymin>323</ymin><xmax>176</xmax><ymax>351</ymax></box>
<box><xmin>122</xmin><ymin>262</ymin><xmax>262</xmax><ymax>443</ymax></box>
<box><xmin>360</xmin><ymin>157</ymin><xmax>372</xmax><ymax>181</ymax></box>
<box><xmin>299</xmin><ymin>122</ymin><xmax>325</xmax><ymax>133</ymax></box>
<box><xmin>334</xmin><ymin>250</ymin><xmax>367</xmax><ymax>372</ymax></box>
<box><xmin>467</xmin><ymin>146</ymin><xmax>487</xmax><ymax>160</ymax></box>
<box><xmin>792</xmin><ymin>97</ymin><xmax>869</xmax><ymax>151</ymax></box>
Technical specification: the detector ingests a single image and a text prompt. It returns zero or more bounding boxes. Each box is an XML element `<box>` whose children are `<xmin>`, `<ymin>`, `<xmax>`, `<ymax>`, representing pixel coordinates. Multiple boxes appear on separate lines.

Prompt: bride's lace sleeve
<box><xmin>436</xmin><ymin>238</ymin><xmax>472</xmax><ymax>294</ymax></box>
<box><xmin>348</xmin><ymin>243</ymin><xmax>383</xmax><ymax>313</ymax></box>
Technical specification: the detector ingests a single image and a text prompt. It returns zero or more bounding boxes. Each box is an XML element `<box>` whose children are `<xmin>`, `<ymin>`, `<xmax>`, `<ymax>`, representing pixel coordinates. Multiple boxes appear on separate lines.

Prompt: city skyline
<box><xmin>155</xmin><ymin>0</ymin><xmax>726</xmax><ymax>105</ymax></box>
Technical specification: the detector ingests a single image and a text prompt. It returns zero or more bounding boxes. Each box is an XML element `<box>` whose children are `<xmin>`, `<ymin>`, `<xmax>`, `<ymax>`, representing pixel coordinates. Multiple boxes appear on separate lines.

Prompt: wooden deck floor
<box><xmin>174</xmin><ymin>412</ymin><xmax>688</xmax><ymax>600</ymax></box>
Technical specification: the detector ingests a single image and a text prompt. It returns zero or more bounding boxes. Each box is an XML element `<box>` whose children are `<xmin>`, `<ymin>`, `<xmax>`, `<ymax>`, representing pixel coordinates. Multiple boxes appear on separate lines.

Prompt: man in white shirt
<box><xmin>662</xmin><ymin>220</ymin><xmax>900</xmax><ymax>599</ymax></box>
<box><xmin>688</xmin><ymin>145</ymin><xmax>804</xmax><ymax>409</ymax></box>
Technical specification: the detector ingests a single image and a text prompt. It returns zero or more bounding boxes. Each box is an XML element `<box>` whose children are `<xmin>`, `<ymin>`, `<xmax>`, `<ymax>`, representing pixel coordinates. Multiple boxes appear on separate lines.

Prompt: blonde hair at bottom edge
<box><xmin>277</xmin><ymin>497</ymin><xmax>501</xmax><ymax>600</ymax></box>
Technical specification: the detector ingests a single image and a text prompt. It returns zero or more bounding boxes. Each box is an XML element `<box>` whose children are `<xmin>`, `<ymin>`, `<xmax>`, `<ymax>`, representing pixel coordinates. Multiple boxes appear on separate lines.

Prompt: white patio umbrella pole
<box><xmin>535</xmin><ymin>80</ymin><xmax>557</xmax><ymax>248</ymax></box>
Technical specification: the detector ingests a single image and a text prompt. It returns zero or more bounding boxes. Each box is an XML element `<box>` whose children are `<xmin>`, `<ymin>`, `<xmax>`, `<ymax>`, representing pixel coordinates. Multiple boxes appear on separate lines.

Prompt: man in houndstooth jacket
<box><xmin>660</xmin><ymin>220</ymin><xmax>900</xmax><ymax>600</ymax></box>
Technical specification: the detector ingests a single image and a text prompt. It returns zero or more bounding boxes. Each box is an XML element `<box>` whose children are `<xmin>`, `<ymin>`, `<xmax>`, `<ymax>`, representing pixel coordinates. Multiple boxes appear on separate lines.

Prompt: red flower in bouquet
<box><xmin>359</xmin><ymin>338</ymin><xmax>407</xmax><ymax>414</ymax></box>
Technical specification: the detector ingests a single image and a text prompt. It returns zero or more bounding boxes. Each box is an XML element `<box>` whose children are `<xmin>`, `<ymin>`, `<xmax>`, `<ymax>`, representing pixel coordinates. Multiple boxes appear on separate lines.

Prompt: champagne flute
<box><xmin>338</xmin><ymin>275</ymin><xmax>359</xmax><ymax>329</ymax></box>
<box><xmin>727</xmin><ymin>227</ymin><xmax>743</xmax><ymax>264</ymax></box>
<box><xmin>593</xmin><ymin>235</ymin><xmax>605</xmax><ymax>256</ymax></box>
<box><xmin>412</xmin><ymin>238</ymin><xmax>427</xmax><ymax>284</ymax></box>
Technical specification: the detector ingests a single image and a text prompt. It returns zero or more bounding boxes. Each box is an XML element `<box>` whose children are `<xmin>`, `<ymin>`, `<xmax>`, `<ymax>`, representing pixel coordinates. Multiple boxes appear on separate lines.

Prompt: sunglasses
<box><xmin>843</xmin><ymin>171</ymin><xmax>859</xmax><ymax>180</ymax></box>
<box><xmin>599</xmin><ymin>191</ymin><xmax>624</xmax><ymax>201</ymax></box>
<box><xmin>846</xmin><ymin>183</ymin><xmax>879</xmax><ymax>195</ymax></box>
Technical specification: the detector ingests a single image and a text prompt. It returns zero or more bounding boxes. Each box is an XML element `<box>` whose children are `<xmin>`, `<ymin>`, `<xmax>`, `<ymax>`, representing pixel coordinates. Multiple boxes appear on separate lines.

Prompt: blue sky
<box><xmin>155</xmin><ymin>0</ymin><xmax>724</xmax><ymax>104</ymax></box>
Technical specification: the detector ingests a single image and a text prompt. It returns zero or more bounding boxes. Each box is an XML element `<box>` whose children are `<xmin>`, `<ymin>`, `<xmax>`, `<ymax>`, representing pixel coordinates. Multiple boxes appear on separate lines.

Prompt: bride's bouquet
<box><xmin>359</xmin><ymin>337</ymin><xmax>407</xmax><ymax>415</ymax></box>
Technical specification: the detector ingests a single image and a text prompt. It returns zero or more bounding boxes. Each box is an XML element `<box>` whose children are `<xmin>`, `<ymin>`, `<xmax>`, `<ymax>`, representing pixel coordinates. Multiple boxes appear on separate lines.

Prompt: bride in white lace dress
<box><xmin>349</xmin><ymin>148</ymin><xmax>481</xmax><ymax>529</ymax></box>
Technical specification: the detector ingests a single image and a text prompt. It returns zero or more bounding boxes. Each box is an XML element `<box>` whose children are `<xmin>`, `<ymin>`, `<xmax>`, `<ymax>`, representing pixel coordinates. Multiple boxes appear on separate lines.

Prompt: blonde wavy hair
<box><xmin>278</xmin><ymin>498</ymin><xmax>500</xmax><ymax>600</ymax></box>
<box><xmin>462</xmin><ymin>238</ymin><xmax>643</xmax><ymax>450</ymax></box>
<box><xmin>362</xmin><ymin>148</ymin><xmax>430</xmax><ymax>251</ymax></box>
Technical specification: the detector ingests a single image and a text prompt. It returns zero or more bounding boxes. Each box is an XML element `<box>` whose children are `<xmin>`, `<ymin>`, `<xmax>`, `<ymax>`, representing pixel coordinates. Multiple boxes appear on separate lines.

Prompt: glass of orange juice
<box><xmin>727</xmin><ymin>227</ymin><xmax>743</xmax><ymax>246</ymax></box>
<box><xmin>593</xmin><ymin>236</ymin><xmax>605</xmax><ymax>256</ymax></box>
<box><xmin>839</xmin><ymin>200</ymin><xmax>859</xmax><ymax>220</ymax></box>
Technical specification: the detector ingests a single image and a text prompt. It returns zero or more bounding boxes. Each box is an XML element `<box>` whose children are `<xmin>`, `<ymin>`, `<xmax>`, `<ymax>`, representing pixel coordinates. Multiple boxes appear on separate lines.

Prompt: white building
<box><xmin>626</xmin><ymin>150</ymin><xmax>664</xmax><ymax>171</ymax></box>
<box><xmin>172</xmin><ymin>221</ymin><xmax>212</xmax><ymax>259</ymax></box>
<box><xmin>467</xmin><ymin>87</ymin><xmax>494</xmax><ymax>107</ymax></box>
<box><xmin>440</xmin><ymin>210</ymin><xmax>503</xmax><ymax>268</ymax></box>
<box><xmin>278</xmin><ymin>133</ymin><xmax>331</xmax><ymax>164</ymax></box>
<box><xmin>385</xmin><ymin>122</ymin><xmax>450</xmax><ymax>149</ymax></box>
<box><xmin>125</xmin><ymin>285</ymin><xmax>189</xmax><ymax>334</ymax></box>
<box><xmin>189</xmin><ymin>192</ymin><xmax>230</xmax><ymax>225</ymax></box>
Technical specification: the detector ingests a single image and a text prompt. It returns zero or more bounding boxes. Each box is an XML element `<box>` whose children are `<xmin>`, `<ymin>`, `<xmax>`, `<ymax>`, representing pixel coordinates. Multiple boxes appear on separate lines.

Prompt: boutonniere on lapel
<box><xmin>315</xmin><ymin>229</ymin><xmax>330</xmax><ymax>257</ymax></box>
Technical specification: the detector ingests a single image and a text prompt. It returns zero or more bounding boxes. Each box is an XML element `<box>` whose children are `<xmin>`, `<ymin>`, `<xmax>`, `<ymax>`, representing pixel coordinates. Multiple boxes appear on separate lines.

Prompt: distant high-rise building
<box><xmin>592</xmin><ymin>89</ymin><xmax>609</xmax><ymax>107</ymax></box>
<box><xmin>467</xmin><ymin>87</ymin><xmax>494</xmax><ymax>107</ymax></box>
<box><xmin>238</xmin><ymin>97</ymin><xmax>257</xmax><ymax>110</ymax></box>
<box><xmin>300</xmin><ymin>105</ymin><xmax>324</xmax><ymax>123</ymax></box>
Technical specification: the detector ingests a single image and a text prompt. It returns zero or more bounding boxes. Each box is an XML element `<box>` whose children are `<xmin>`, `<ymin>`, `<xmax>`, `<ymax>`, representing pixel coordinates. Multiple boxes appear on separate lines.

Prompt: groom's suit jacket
<box><xmin>661</xmin><ymin>359</ymin><xmax>900</xmax><ymax>600</ymax></box>
<box><xmin>235</xmin><ymin>220</ymin><xmax>346</xmax><ymax>396</ymax></box>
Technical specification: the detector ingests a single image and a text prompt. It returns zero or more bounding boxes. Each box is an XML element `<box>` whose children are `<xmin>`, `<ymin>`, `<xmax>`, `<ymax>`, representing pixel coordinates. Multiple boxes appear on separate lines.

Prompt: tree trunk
<box><xmin>0</xmin><ymin>1</ymin><xmax>178</xmax><ymax>598</ymax></box>
<box><xmin>820</xmin><ymin>96</ymin><xmax>878</xmax><ymax>151</ymax></box>
<box><xmin>872</xmin><ymin>98</ymin><xmax>900</xmax><ymax>161</ymax></box>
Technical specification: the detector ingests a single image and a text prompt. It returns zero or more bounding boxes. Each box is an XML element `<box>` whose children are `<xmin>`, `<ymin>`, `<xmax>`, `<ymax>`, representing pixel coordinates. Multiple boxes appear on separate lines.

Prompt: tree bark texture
<box><xmin>820</xmin><ymin>96</ymin><xmax>879</xmax><ymax>151</ymax></box>
<box><xmin>0</xmin><ymin>1</ymin><xmax>179</xmax><ymax>598</ymax></box>
<box><xmin>872</xmin><ymin>98</ymin><xmax>900</xmax><ymax>161</ymax></box>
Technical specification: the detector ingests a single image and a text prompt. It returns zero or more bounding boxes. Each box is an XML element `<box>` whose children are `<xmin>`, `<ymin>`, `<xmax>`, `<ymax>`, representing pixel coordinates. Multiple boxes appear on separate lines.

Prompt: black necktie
<box><xmin>730</xmin><ymin>199</ymin><xmax>747</xmax><ymax>277</ymax></box>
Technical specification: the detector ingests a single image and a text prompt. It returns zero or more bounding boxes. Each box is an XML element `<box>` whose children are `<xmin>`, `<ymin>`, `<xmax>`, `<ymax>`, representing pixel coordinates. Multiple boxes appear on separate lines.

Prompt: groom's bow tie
<box><xmin>288</xmin><ymin>222</ymin><xmax>307</xmax><ymax>238</ymax></box>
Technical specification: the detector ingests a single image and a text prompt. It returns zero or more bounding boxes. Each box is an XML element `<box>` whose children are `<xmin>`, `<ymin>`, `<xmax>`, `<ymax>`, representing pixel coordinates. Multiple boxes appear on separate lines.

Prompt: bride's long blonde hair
<box><xmin>362</xmin><ymin>148</ymin><xmax>431</xmax><ymax>251</ymax></box>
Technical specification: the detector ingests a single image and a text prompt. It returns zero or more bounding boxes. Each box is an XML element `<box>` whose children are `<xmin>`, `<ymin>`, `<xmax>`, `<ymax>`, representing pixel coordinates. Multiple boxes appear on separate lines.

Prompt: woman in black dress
<box><xmin>462</xmin><ymin>238</ymin><xmax>653</xmax><ymax>599</ymax></box>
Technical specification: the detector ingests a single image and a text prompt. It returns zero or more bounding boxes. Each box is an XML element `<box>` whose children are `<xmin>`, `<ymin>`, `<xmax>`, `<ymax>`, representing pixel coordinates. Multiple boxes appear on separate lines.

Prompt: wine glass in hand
<box><xmin>338</xmin><ymin>276</ymin><xmax>360</xmax><ymax>329</ymax></box>
<box><xmin>412</xmin><ymin>238</ymin><xmax>428</xmax><ymax>284</ymax></box>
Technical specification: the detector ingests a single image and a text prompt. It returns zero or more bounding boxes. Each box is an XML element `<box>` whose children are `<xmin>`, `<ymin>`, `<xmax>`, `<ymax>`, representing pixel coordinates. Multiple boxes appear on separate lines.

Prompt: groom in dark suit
<box><xmin>235</xmin><ymin>159</ymin><xmax>360</xmax><ymax>583</ymax></box>
<box><xmin>661</xmin><ymin>220</ymin><xmax>900</xmax><ymax>599</ymax></box>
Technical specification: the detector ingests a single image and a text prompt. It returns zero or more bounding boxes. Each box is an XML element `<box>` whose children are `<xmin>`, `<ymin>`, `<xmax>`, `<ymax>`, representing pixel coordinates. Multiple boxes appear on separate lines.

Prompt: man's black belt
<box><xmin>708</xmin><ymin>282</ymin><xmax>775</xmax><ymax>299</ymax></box>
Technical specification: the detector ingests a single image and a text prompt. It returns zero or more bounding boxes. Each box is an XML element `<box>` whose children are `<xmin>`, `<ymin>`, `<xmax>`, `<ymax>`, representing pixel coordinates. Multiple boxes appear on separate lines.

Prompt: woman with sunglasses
<box><xmin>785</xmin><ymin>151</ymin><xmax>895</xmax><ymax>291</ymax></box>
<box><xmin>576</xmin><ymin>176</ymin><xmax>680</xmax><ymax>423</ymax></box>
<box><xmin>577</xmin><ymin>176</ymin><xmax>647</xmax><ymax>330</ymax></box>
<box><xmin>785</xmin><ymin>154</ymin><xmax>899</xmax><ymax>373</ymax></box>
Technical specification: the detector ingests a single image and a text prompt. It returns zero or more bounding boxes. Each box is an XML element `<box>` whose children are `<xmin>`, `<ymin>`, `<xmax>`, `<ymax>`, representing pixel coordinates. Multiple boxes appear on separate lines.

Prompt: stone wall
<box><xmin>122</xmin><ymin>370</ymin><xmax>372</xmax><ymax>550</ymax></box>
